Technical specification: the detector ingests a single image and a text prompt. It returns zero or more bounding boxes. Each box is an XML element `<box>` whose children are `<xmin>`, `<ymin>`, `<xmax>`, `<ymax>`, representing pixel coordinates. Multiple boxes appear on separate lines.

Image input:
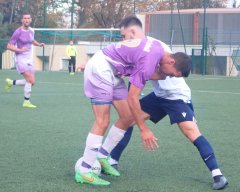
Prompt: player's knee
<box><xmin>28</xmin><ymin>79</ymin><xmax>35</xmax><ymax>85</ymax></box>
<box><xmin>186</xmin><ymin>130</ymin><xmax>201</xmax><ymax>142</ymax></box>
<box><xmin>179</xmin><ymin>122</ymin><xmax>201</xmax><ymax>142</ymax></box>
<box><xmin>96</xmin><ymin>118</ymin><xmax>110</xmax><ymax>130</ymax></box>
<box><xmin>122</xmin><ymin>115</ymin><xmax>134</xmax><ymax>127</ymax></box>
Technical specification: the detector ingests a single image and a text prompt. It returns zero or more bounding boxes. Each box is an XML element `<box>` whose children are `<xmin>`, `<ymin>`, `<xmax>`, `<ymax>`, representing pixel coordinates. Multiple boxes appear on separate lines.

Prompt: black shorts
<box><xmin>140</xmin><ymin>92</ymin><xmax>195</xmax><ymax>124</ymax></box>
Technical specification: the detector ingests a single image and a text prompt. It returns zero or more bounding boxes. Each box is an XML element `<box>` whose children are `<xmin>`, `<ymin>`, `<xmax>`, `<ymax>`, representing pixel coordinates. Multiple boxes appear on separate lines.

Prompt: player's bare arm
<box><xmin>7</xmin><ymin>43</ymin><xmax>28</xmax><ymax>53</ymax></box>
<box><xmin>32</xmin><ymin>40</ymin><xmax>45</xmax><ymax>47</ymax></box>
<box><xmin>127</xmin><ymin>83</ymin><xmax>159</xmax><ymax>151</ymax></box>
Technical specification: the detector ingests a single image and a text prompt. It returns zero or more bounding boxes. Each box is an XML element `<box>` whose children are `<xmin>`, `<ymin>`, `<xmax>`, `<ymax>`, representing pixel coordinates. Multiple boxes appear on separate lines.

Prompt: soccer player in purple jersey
<box><xmin>75</xmin><ymin>30</ymin><xmax>192</xmax><ymax>185</ymax></box>
<box><xmin>108</xmin><ymin>16</ymin><xmax>228</xmax><ymax>190</ymax></box>
<box><xmin>5</xmin><ymin>12</ymin><xmax>44</xmax><ymax>108</ymax></box>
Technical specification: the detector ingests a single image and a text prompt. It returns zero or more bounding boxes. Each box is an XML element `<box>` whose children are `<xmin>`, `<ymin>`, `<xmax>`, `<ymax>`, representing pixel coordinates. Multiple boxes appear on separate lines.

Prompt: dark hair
<box><xmin>118</xmin><ymin>15</ymin><xmax>142</xmax><ymax>28</ymax></box>
<box><xmin>172</xmin><ymin>52</ymin><xmax>192</xmax><ymax>77</ymax></box>
<box><xmin>21</xmin><ymin>11</ymin><xmax>31</xmax><ymax>18</ymax></box>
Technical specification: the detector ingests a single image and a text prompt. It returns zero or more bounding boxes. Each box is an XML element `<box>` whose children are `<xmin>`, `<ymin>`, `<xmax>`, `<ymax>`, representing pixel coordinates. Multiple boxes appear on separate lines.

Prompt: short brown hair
<box><xmin>21</xmin><ymin>12</ymin><xmax>31</xmax><ymax>18</ymax></box>
<box><xmin>118</xmin><ymin>15</ymin><xmax>142</xmax><ymax>28</ymax></box>
<box><xmin>172</xmin><ymin>52</ymin><xmax>192</xmax><ymax>77</ymax></box>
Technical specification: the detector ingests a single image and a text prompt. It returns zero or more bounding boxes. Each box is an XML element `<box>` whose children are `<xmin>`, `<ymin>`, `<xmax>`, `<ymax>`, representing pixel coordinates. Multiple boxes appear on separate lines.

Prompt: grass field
<box><xmin>0</xmin><ymin>70</ymin><xmax>240</xmax><ymax>192</ymax></box>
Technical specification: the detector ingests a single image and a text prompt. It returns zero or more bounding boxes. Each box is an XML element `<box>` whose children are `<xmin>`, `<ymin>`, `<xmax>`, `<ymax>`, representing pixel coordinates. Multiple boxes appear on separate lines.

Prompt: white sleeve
<box><xmin>159</xmin><ymin>40</ymin><xmax>173</xmax><ymax>54</ymax></box>
<box><xmin>147</xmin><ymin>36</ymin><xmax>172</xmax><ymax>53</ymax></box>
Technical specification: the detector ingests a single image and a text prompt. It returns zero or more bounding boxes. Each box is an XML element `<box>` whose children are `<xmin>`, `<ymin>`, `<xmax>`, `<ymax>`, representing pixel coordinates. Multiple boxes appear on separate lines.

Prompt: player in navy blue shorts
<box><xmin>108</xmin><ymin>16</ymin><xmax>228</xmax><ymax>190</ymax></box>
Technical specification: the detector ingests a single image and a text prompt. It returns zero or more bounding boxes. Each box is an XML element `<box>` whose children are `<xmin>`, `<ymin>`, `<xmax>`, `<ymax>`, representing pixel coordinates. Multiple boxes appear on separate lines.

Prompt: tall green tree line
<box><xmin>0</xmin><ymin>0</ymin><xmax>233</xmax><ymax>43</ymax></box>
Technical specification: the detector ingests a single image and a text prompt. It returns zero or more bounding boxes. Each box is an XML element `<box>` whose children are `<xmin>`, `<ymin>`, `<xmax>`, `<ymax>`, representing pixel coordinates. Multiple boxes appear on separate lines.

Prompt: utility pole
<box><xmin>133</xmin><ymin>0</ymin><xmax>136</xmax><ymax>15</ymax></box>
<box><xmin>42</xmin><ymin>0</ymin><xmax>47</xmax><ymax>71</ymax></box>
<box><xmin>71</xmin><ymin>0</ymin><xmax>74</xmax><ymax>40</ymax></box>
<box><xmin>201</xmin><ymin>0</ymin><xmax>207</xmax><ymax>75</ymax></box>
<box><xmin>170</xmin><ymin>0</ymin><xmax>174</xmax><ymax>49</ymax></box>
<box><xmin>25</xmin><ymin>0</ymin><xmax>29</xmax><ymax>10</ymax></box>
<box><xmin>43</xmin><ymin>0</ymin><xmax>46</xmax><ymax>27</ymax></box>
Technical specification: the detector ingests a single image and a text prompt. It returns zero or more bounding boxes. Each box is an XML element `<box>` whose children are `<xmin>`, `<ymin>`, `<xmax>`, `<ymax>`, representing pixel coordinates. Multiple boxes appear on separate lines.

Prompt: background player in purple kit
<box><xmin>5</xmin><ymin>12</ymin><xmax>44</xmax><ymax>108</ymax></box>
<box><xmin>75</xmin><ymin>37</ymin><xmax>192</xmax><ymax>186</ymax></box>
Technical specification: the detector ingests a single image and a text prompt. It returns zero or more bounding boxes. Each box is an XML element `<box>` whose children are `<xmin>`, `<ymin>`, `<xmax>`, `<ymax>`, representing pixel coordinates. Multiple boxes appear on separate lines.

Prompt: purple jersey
<box><xmin>8</xmin><ymin>27</ymin><xmax>34</xmax><ymax>64</ymax></box>
<box><xmin>102</xmin><ymin>37</ymin><xmax>164</xmax><ymax>89</ymax></box>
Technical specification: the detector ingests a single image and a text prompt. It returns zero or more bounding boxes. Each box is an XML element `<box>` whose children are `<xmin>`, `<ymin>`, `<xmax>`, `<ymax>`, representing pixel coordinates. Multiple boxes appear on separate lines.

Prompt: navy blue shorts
<box><xmin>140</xmin><ymin>92</ymin><xmax>195</xmax><ymax>124</ymax></box>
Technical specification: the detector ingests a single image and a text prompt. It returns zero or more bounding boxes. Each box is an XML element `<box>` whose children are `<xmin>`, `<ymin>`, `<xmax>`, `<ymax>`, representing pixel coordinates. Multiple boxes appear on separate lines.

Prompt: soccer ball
<box><xmin>74</xmin><ymin>157</ymin><xmax>101</xmax><ymax>176</ymax></box>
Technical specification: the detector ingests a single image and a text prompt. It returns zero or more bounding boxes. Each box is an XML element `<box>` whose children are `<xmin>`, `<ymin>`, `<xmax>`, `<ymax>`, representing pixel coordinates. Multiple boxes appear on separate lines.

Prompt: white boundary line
<box><xmin>34</xmin><ymin>28</ymin><xmax>120</xmax><ymax>31</ymax></box>
<box><xmin>1</xmin><ymin>75</ymin><xmax>240</xmax><ymax>95</ymax></box>
<box><xmin>192</xmin><ymin>89</ymin><xmax>240</xmax><ymax>95</ymax></box>
<box><xmin>38</xmin><ymin>81</ymin><xmax>82</xmax><ymax>86</ymax></box>
<box><xmin>188</xmin><ymin>77</ymin><xmax>240</xmax><ymax>81</ymax></box>
<box><xmin>37</xmin><ymin>81</ymin><xmax>240</xmax><ymax>95</ymax></box>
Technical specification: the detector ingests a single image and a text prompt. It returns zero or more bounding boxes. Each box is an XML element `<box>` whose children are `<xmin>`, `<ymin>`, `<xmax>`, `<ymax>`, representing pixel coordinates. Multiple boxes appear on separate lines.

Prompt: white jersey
<box><xmin>151</xmin><ymin>77</ymin><xmax>191</xmax><ymax>102</ymax></box>
<box><xmin>150</xmin><ymin>39</ymin><xmax>191</xmax><ymax>102</ymax></box>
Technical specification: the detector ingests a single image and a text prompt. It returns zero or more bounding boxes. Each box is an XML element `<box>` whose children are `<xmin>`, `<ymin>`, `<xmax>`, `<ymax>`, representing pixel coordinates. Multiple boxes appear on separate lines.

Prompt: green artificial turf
<box><xmin>0</xmin><ymin>70</ymin><xmax>239</xmax><ymax>192</ymax></box>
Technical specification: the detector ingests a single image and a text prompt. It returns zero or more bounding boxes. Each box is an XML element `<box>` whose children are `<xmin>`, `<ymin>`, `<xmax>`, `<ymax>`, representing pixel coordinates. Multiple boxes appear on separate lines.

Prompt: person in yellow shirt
<box><xmin>66</xmin><ymin>40</ymin><xmax>77</xmax><ymax>75</ymax></box>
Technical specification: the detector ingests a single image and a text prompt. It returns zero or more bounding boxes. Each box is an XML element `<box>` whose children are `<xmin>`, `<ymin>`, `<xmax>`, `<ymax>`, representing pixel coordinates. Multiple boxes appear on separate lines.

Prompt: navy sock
<box><xmin>98</xmin><ymin>147</ymin><xmax>109</xmax><ymax>157</ymax></box>
<box><xmin>81</xmin><ymin>161</ymin><xmax>91</xmax><ymax>169</ymax></box>
<box><xmin>110</xmin><ymin>127</ymin><xmax>133</xmax><ymax>161</ymax></box>
<box><xmin>193</xmin><ymin>135</ymin><xmax>219</xmax><ymax>171</ymax></box>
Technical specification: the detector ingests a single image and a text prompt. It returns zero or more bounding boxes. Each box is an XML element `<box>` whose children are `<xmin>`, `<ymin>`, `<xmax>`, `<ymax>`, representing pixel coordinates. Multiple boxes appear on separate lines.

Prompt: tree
<box><xmin>72</xmin><ymin>0</ymin><xmax>229</xmax><ymax>28</ymax></box>
<box><xmin>0</xmin><ymin>0</ymin><xmax>65</xmax><ymax>53</ymax></box>
<box><xmin>0</xmin><ymin>0</ymin><xmax>231</xmax><ymax>31</ymax></box>
<box><xmin>72</xmin><ymin>0</ymin><xmax>133</xmax><ymax>28</ymax></box>
<box><xmin>175</xmin><ymin>0</ymin><xmax>228</xmax><ymax>9</ymax></box>
<box><xmin>232</xmin><ymin>0</ymin><xmax>240</xmax><ymax>8</ymax></box>
<box><xmin>0</xmin><ymin>0</ymin><xmax>65</xmax><ymax>29</ymax></box>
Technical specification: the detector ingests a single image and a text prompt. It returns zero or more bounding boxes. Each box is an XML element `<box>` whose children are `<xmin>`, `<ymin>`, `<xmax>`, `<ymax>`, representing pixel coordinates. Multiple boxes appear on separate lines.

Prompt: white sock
<box><xmin>80</xmin><ymin>133</ymin><xmax>103</xmax><ymax>174</ymax></box>
<box><xmin>97</xmin><ymin>125</ymin><xmax>126</xmax><ymax>159</ymax></box>
<box><xmin>15</xmin><ymin>79</ymin><xmax>26</xmax><ymax>86</ymax></box>
<box><xmin>108</xmin><ymin>156</ymin><xmax>119</xmax><ymax>165</ymax></box>
<box><xmin>24</xmin><ymin>82</ymin><xmax>32</xmax><ymax>100</ymax></box>
<box><xmin>211</xmin><ymin>169</ymin><xmax>222</xmax><ymax>178</ymax></box>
